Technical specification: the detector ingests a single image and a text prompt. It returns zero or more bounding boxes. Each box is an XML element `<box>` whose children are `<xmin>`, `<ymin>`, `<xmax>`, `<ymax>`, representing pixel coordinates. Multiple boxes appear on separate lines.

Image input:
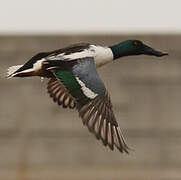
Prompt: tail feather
<box><xmin>7</xmin><ymin>65</ymin><xmax>23</xmax><ymax>78</ymax></box>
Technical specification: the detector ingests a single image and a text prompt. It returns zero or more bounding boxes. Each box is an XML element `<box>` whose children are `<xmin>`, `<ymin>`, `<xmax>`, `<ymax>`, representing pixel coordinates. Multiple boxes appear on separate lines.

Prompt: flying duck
<box><xmin>7</xmin><ymin>40</ymin><xmax>168</xmax><ymax>153</ymax></box>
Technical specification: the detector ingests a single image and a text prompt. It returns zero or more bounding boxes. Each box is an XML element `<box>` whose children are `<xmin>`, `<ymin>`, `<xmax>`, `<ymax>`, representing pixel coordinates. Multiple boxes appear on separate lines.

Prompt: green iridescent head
<box><xmin>110</xmin><ymin>40</ymin><xmax>168</xmax><ymax>60</ymax></box>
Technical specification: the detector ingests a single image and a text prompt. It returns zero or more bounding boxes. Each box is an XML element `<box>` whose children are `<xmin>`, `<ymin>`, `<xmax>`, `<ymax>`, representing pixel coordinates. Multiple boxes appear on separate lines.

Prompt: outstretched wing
<box><xmin>48</xmin><ymin>57</ymin><xmax>129</xmax><ymax>153</ymax></box>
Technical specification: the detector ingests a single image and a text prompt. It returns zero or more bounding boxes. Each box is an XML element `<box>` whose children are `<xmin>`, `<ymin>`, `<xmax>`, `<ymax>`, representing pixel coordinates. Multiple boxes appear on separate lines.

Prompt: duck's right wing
<box><xmin>47</xmin><ymin>57</ymin><xmax>130</xmax><ymax>153</ymax></box>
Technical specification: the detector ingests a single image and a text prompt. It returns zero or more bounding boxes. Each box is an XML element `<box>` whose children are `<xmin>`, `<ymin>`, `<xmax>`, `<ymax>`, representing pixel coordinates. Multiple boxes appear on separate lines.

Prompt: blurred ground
<box><xmin>0</xmin><ymin>35</ymin><xmax>180</xmax><ymax>180</ymax></box>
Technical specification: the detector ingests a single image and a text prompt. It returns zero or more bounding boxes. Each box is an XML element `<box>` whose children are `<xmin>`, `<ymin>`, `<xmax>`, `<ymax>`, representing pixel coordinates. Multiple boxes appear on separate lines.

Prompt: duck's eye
<box><xmin>133</xmin><ymin>41</ymin><xmax>139</xmax><ymax>46</ymax></box>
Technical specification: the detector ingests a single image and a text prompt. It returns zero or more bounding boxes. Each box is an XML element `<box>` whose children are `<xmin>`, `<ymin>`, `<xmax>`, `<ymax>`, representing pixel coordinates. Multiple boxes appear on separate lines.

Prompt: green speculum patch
<box><xmin>55</xmin><ymin>70</ymin><xmax>89</xmax><ymax>106</ymax></box>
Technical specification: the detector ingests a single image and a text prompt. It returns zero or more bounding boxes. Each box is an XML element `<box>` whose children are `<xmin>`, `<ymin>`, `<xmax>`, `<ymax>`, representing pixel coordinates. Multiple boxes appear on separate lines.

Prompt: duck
<box><xmin>7</xmin><ymin>40</ymin><xmax>168</xmax><ymax>153</ymax></box>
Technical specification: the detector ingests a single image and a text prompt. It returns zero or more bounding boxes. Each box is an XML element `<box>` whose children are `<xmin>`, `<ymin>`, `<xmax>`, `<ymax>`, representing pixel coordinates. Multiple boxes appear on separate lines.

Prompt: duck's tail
<box><xmin>6</xmin><ymin>65</ymin><xmax>23</xmax><ymax>79</ymax></box>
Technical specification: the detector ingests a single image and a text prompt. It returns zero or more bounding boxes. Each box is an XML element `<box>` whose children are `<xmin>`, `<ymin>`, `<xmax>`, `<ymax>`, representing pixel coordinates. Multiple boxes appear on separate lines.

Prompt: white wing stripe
<box><xmin>75</xmin><ymin>77</ymin><xmax>98</xmax><ymax>99</ymax></box>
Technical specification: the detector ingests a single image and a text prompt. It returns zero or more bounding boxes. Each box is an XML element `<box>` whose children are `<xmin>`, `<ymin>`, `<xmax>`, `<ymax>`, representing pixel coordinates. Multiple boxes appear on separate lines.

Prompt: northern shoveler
<box><xmin>7</xmin><ymin>40</ymin><xmax>168</xmax><ymax>153</ymax></box>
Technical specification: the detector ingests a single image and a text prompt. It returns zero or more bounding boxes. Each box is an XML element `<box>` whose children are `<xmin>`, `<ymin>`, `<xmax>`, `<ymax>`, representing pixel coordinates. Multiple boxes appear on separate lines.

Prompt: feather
<box><xmin>7</xmin><ymin>65</ymin><xmax>23</xmax><ymax>78</ymax></box>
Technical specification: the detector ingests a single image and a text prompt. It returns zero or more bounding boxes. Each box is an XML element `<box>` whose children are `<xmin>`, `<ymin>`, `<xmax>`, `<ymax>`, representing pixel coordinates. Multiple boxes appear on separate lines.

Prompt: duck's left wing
<box><xmin>51</xmin><ymin>57</ymin><xmax>129</xmax><ymax>153</ymax></box>
<box><xmin>47</xmin><ymin>78</ymin><xmax>76</xmax><ymax>109</ymax></box>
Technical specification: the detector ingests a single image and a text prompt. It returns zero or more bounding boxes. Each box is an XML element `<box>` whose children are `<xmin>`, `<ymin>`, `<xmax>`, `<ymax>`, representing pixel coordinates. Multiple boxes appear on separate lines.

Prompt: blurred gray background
<box><xmin>0</xmin><ymin>34</ymin><xmax>180</xmax><ymax>180</ymax></box>
<box><xmin>1</xmin><ymin>0</ymin><xmax>181</xmax><ymax>179</ymax></box>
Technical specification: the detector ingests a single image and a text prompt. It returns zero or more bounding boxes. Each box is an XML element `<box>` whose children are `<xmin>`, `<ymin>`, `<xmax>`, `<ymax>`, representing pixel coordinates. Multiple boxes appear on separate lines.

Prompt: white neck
<box><xmin>90</xmin><ymin>45</ymin><xmax>114</xmax><ymax>68</ymax></box>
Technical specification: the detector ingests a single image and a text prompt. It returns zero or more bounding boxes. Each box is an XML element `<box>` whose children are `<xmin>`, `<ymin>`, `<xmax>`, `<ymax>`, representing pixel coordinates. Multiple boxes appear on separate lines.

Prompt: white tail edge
<box><xmin>7</xmin><ymin>65</ymin><xmax>23</xmax><ymax>79</ymax></box>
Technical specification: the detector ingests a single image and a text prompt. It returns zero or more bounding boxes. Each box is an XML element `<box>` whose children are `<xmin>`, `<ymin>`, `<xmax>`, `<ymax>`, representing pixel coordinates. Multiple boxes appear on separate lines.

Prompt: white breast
<box><xmin>90</xmin><ymin>45</ymin><xmax>114</xmax><ymax>68</ymax></box>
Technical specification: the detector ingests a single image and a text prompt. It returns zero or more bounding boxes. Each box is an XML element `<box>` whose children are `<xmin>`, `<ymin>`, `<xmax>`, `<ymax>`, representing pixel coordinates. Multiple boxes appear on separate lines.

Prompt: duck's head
<box><xmin>110</xmin><ymin>40</ymin><xmax>168</xmax><ymax>60</ymax></box>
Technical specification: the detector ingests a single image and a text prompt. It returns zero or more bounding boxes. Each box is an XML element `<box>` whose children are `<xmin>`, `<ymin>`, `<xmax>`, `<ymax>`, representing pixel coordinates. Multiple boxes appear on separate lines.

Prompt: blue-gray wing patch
<box><xmin>72</xmin><ymin>57</ymin><xmax>106</xmax><ymax>98</ymax></box>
